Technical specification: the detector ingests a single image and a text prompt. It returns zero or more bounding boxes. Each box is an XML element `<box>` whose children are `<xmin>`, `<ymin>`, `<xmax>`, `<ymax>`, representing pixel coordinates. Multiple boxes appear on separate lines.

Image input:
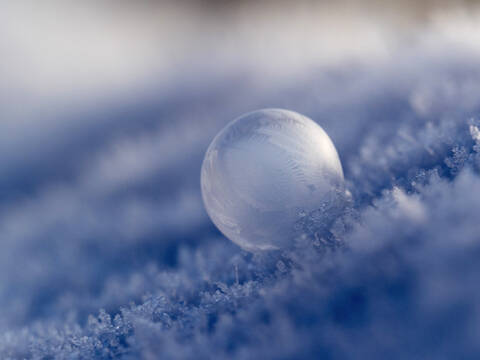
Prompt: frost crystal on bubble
<box><xmin>201</xmin><ymin>109</ymin><xmax>345</xmax><ymax>251</ymax></box>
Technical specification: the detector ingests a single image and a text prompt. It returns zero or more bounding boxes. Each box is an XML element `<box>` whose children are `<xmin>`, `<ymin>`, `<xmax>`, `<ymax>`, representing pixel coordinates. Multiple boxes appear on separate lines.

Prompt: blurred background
<box><xmin>2</xmin><ymin>1</ymin><xmax>480</xmax><ymax>358</ymax></box>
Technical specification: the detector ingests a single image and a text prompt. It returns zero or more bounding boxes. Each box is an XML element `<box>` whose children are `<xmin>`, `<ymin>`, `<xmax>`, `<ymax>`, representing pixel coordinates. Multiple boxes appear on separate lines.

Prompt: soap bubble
<box><xmin>201</xmin><ymin>109</ymin><xmax>345</xmax><ymax>251</ymax></box>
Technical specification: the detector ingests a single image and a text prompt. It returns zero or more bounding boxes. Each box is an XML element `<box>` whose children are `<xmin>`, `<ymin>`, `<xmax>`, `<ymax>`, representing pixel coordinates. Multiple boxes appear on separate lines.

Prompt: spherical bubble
<box><xmin>201</xmin><ymin>109</ymin><xmax>345</xmax><ymax>251</ymax></box>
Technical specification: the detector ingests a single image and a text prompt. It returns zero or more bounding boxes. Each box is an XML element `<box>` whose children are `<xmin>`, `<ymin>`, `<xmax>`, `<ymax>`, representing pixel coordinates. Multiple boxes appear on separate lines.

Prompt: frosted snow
<box><xmin>2</xmin><ymin>22</ymin><xmax>480</xmax><ymax>360</ymax></box>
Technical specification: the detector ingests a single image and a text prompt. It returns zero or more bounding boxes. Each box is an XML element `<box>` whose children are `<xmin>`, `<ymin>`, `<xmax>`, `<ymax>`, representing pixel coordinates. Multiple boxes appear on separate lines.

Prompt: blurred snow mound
<box><xmin>3</xmin><ymin>45</ymin><xmax>480</xmax><ymax>360</ymax></box>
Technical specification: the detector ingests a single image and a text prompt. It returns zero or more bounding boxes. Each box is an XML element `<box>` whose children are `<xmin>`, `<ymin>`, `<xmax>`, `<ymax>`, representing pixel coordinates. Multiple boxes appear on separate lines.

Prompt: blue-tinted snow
<box><xmin>2</xmin><ymin>7</ymin><xmax>480</xmax><ymax>359</ymax></box>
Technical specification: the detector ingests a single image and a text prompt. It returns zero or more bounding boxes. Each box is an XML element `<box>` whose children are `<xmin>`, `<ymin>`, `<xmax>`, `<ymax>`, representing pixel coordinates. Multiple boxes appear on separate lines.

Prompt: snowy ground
<box><xmin>2</xmin><ymin>1</ymin><xmax>480</xmax><ymax>359</ymax></box>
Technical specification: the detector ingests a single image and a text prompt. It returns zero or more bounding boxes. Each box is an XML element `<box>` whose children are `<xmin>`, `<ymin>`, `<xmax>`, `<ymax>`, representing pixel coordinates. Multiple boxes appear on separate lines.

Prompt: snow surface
<box><xmin>3</xmin><ymin>12</ymin><xmax>480</xmax><ymax>359</ymax></box>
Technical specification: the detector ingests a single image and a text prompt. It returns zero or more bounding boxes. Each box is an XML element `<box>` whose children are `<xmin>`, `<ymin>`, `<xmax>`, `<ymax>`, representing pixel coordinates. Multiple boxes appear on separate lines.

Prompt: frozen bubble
<box><xmin>201</xmin><ymin>109</ymin><xmax>345</xmax><ymax>251</ymax></box>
